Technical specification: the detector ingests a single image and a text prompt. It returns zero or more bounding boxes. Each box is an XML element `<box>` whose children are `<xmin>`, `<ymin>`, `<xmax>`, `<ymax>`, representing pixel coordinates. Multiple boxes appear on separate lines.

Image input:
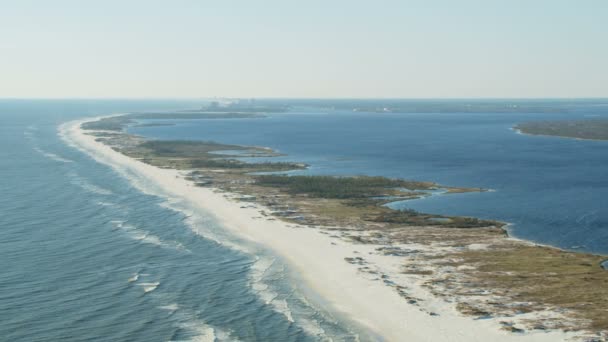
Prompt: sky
<box><xmin>1</xmin><ymin>0</ymin><xmax>607</xmax><ymax>98</ymax></box>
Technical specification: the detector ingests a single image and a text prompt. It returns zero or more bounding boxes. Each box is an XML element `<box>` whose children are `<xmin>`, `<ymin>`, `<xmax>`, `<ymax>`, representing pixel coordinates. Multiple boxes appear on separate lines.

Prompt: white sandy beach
<box><xmin>61</xmin><ymin>117</ymin><xmax>575</xmax><ymax>342</ymax></box>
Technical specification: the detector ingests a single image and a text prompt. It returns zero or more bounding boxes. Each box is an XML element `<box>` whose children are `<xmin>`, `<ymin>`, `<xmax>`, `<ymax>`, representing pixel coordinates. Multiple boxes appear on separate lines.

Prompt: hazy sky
<box><xmin>1</xmin><ymin>0</ymin><xmax>607</xmax><ymax>98</ymax></box>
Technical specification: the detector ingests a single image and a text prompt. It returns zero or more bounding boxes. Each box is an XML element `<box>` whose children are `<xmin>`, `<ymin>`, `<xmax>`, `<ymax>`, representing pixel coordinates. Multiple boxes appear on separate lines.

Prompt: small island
<box><xmin>515</xmin><ymin>119</ymin><xmax>608</xmax><ymax>141</ymax></box>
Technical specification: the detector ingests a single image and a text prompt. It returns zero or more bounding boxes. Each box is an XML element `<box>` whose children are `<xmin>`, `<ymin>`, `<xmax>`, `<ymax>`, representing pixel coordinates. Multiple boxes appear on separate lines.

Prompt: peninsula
<box><xmin>65</xmin><ymin>111</ymin><xmax>608</xmax><ymax>341</ymax></box>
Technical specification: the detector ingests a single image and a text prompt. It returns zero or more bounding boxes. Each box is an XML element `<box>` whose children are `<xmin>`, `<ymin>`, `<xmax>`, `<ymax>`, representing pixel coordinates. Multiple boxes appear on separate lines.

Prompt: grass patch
<box><xmin>82</xmin><ymin>116</ymin><xmax>133</xmax><ymax>131</ymax></box>
<box><xmin>254</xmin><ymin>175</ymin><xmax>435</xmax><ymax>199</ymax></box>
<box><xmin>138</xmin><ymin>140</ymin><xmax>248</xmax><ymax>158</ymax></box>
<box><xmin>453</xmin><ymin>245</ymin><xmax>608</xmax><ymax>330</ymax></box>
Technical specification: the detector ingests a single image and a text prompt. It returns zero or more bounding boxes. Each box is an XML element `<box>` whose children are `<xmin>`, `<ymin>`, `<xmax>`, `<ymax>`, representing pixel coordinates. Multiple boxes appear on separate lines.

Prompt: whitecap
<box><xmin>68</xmin><ymin>172</ymin><xmax>113</xmax><ymax>195</ymax></box>
<box><xmin>133</xmin><ymin>232</ymin><xmax>163</xmax><ymax>245</ymax></box>
<box><xmin>110</xmin><ymin>220</ymin><xmax>125</xmax><ymax>227</ymax></box>
<box><xmin>247</xmin><ymin>257</ymin><xmax>297</xmax><ymax>322</ymax></box>
<box><xmin>33</xmin><ymin>147</ymin><xmax>74</xmax><ymax>163</ymax></box>
<box><xmin>159</xmin><ymin>303</ymin><xmax>179</xmax><ymax>312</ymax></box>
<box><xmin>138</xmin><ymin>282</ymin><xmax>160</xmax><ymax>293</ymax></box>
<box><xmin>176</xmin><ymin>319</ymin><xmax>239</xmax><ymax>342</ymax></box>
<box><xmin>24</xmin><ymin>126</ymin><xmax>37</xmax><ymax>140</ymax></box>
<box><xmin>128</xmin><ymin>273</ymin><xmax>139</xmax><ymax>282</ymax></box>
<box><xmin>249</xmin><ymin>256</ymin><xmax>275</xmax><ymax>289</ymax></box>
<box><xmin>113</xmin><ymin>221</ymin><xmax>189</xmax><ymax>252</ymax></box>
<box><xmin>296</xmin><ymin>317</ymin><xmax>327</xmax><ymax>338</ymax></box>
<box><xmin>96</xmin><ymin>201</ymin><xmax>116</xmax><ymax>206</ymax></box>
<box><xmin>272</xmin><ymin>299</ymin><xmax>295</xmax><ymax>322</ymax></box>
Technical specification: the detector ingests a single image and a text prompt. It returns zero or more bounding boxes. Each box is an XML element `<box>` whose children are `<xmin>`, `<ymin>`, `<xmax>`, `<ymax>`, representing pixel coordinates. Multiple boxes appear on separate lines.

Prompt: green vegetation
<box><xmin>81</xmin><ymin>116</ymin><xmax>133</xmax><ymax>131</ymax></box>
<box><xmin>253</xmin><ymin>175</ymin><xmax>500</xmax><ymax>228</ymax></box>
<box><xmin>254</xmin><ymin>175</ymin><xmax>435</xmax><ymax>199</ymax></box>
<box><xmin>138</xmin><ymin>140</ymin><xmax>248</xmax><ymax>157</ymax></box>
<box><xmin>133</xmin><ymin>140</ymin><xmax>305</xmax><ymax>172</ymax></box>
<box><xmin>186</xmin><ymin>159</ymin><xmax>303</xmax><ymax>171</ymax></box>
<box><xmin>368</xmin><ymin>209</ymin><xmax>500</xmax><ymax>228</ymax></box>
<box><xmin>446</xmin><ymin>245</ymin><xmax>608</xmax><ymax>330</ymax></box>
<box><xmin>516</xmin><ymin>119</ymin><xmax>608</xmax><ymax>140</ymax></box>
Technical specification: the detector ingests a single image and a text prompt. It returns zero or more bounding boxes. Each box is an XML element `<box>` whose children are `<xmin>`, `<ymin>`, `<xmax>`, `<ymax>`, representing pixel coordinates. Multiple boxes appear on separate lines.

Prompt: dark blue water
<box><xmin>0</xmin><ymin>100</ymin><xmax>360</xmax><ymax>341</ymax></box>
<box><xmin>130</xmin><ymin>107</ymin><xmax>608</xmax><ymax>255</ymax></box>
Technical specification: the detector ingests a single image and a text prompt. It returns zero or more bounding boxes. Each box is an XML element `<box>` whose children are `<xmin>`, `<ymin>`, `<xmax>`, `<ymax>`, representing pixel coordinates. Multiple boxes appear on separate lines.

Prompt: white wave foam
<box><xmin>97</xmin><ymin>201</ymin><xmax>116</xmax><ymax>206</ymax></box>
<box><xmin>68</xmin><ymin>172</ymin><xmax>113</xmax><ymax>195</ymax></box>
<box><xmin>175</xmin><ymin>203</ymin><xmax>253</xmax><ymax>255</ymax></box>
<box><xmin>128</xmin><ymin>273</ymin><xmax>139</xmax><ymax>282</ymax></box>
<box><xmin>33</xmin><ymin>147</ymin><xmax>74</xmax><ymax>163</ymax></box>
<box><xmin>176</xmin><ymin>321</ymin><xmax>216</xmax><ymax>342</ymax></box>
<box><xmin>159</xmin><ymin>303</ymin><xmax>179</xmax><ymax>312</ymax></box>
<box><xmin>24</xmin><ymin>126</ymin><xmax>37</xmax><ymax>140</ymax></box>
<box><xmin>249</xmin><ymin>256</ymin><xmax>339</xmax><ymax>339</ymax></box>
<box><xmin>249</xmin><ymin>256</ymin><xmax>275</xmax><ymax>287</ymax></box>
<box><xmin>167</xmin><ymin>308</ymin><xmax>239</xmax><ymax>342</ymax></box>
<box><xmin>24</xmin><ymin>128</ymin><xmax>73</xmax><ymax>163</ymax></box>
<box><xmin>248</xmin><ymin>256</ymin><xmax>296</xmax><ymax>322</ymax></box>
<box><xmin>158</xmin><ymin>197</ymin><xmax>184</xmax><ymax>210</ymax></box>
<box><xmin>133</xmin><ymin>231</ymin><xmax>163</xmax><ymax>245</ymax></box>
<box><xmin>179</xmin><ymin>321</ymin><xmax>240</xmax><ymax>342</ymax></box>
<box><xmin>297</xmin><ymin>317</ymin><xmax>327</xmax><ymax>338</ymax></box>
<box><xmin>138</xmin><ymin>282</ymin><xmax>160</xmax><ymax>293</ymax></box>
<box><xmin>111</xmin><ymin>221</ymin><xmax>189</xmax><ymax>252</ymax></box>
<box><xmin>273</xmin><ymin>299</ymin><xmax>294</xmax><ymax>322</ymax></box>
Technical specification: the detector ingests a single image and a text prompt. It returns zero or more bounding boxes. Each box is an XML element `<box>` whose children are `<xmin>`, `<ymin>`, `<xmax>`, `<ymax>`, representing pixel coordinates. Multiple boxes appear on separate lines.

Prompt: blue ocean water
<box><xmin>130</xmin><ymin>104</ymin><xmax>608</xmax><ymax>255</ymax></box>
<box><xmin>0</xmin><ymin>100</ymin><xmax>361</xmax><ymax>341</ymax></box>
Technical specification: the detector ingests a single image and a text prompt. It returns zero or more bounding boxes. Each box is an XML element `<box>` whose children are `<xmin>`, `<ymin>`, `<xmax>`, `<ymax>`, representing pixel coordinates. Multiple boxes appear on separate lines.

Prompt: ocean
<box><xmin>2</xmin><ymin>99</ymin><xmax>608</xmax><ymax>341</ymax></box>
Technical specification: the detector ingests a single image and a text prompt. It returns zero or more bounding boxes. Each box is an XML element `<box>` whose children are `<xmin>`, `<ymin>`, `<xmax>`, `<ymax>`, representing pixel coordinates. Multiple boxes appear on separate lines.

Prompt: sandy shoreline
<box><xmin>61</xmin><ymin>117</ymin><xmax>575</xmax><ymax>341</ymax></box>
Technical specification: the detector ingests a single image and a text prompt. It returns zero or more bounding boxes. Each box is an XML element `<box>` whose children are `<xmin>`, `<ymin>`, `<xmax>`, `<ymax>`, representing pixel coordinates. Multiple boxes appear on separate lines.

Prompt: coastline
<box><xmin>516</xmin><ymin>130</ymin><xmax>608</xmax><ymax>142</ymax></box>
<box><xmin>513</xmin><ymin>120</ymin><xmax>608</xmax><ymax>142</ymax></box>
<box><xmin>61</xmin><ymin>116</ymin><xmax>582</xmax><ymax>341</ymax></box>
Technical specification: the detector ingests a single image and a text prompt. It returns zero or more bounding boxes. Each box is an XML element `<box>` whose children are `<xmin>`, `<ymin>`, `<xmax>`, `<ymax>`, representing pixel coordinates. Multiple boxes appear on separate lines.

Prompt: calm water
<box><xmin>0</xmin><ymin>100</ymin><xmax>360</xmax><ymax>341</ymax></box>
<box><xmin>130</xmin><ymin>105</ymin><xmax>608</xmax><ymax>255</ymax></box>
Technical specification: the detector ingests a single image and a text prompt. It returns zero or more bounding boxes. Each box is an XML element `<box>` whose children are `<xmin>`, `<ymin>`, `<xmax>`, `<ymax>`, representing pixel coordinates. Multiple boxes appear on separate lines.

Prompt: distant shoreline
<box><xmin>514</xmin><ymin>119</ymin><xmax>608</xmax><ymax>141</ymax></box>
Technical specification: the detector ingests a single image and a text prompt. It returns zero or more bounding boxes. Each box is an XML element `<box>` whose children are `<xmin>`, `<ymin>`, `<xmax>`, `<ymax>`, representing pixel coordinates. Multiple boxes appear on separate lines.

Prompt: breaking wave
<box><xmin>111</xmin><ymin>220</ymin><xmax>189</xmax><ymax>252</ymax></box>
<box><xmin>67</xmin><ymin>171</ymin><xmax>113</xmax><ymax>195</ymax></box>
<box><xmin>33</xmin><ymin>147</ymin><xmax>74</xmax><ymax>163</ymax></box>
